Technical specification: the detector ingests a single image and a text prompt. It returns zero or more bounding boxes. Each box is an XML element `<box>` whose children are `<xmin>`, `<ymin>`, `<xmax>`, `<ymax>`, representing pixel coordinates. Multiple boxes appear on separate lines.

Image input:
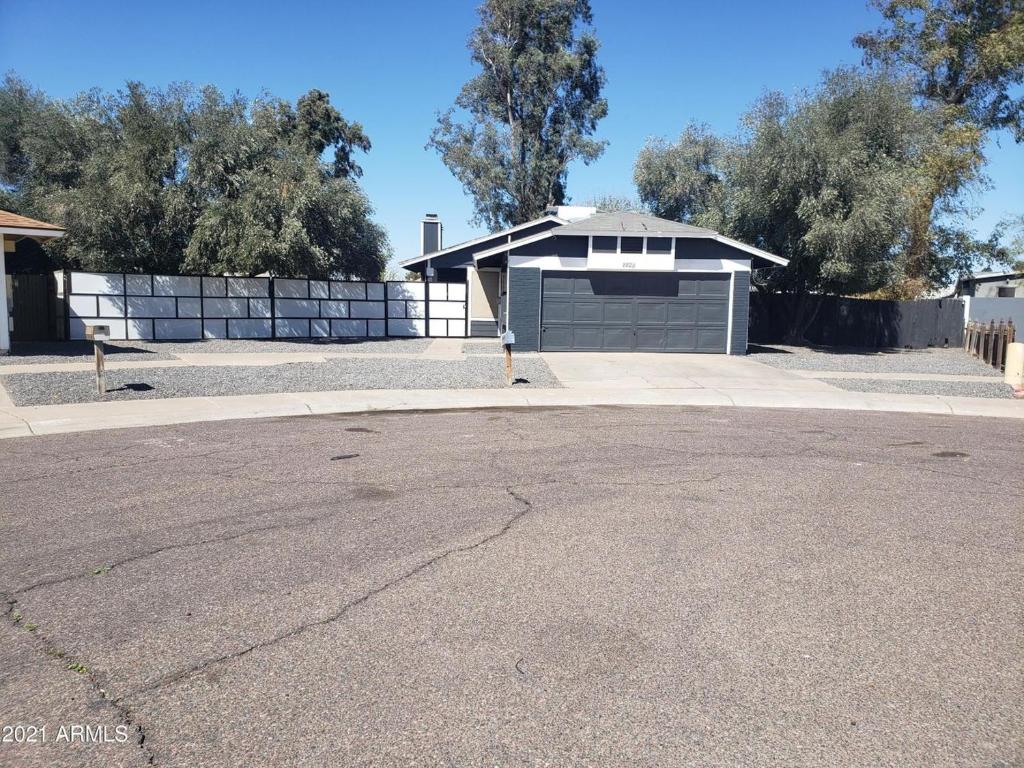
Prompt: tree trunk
<box><xmin>901</xmin><ymin>187</ymin><xmax>938</xmax><ymax>298</ymax></box>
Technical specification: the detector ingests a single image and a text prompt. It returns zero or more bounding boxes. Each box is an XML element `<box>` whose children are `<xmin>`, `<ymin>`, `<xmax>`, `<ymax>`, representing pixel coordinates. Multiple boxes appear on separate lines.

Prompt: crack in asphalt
<box><xmin>7</xmin><ymin>478</ymin><xmax>538</xmax><ymax>599</ymax></box>
<box><xmin>10</xmin><ymin>511</ymin><xmax>336</xmax><ymax>598</ymax></box>
<box><xmin>2</xmin><ymin>596</ymin><xmax>155</xmax><ymax>766</ymax></box>
<box><xmin>119</xmin><ymin>486</ymin><xmax>535</xmax><ymax>702</ymax></box>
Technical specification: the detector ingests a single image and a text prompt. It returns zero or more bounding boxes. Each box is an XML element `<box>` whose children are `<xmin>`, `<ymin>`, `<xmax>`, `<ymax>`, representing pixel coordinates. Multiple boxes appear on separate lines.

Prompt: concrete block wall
<box><xmin>68</xmin><ymin>272</ymin><xmax>276</xmax><ymax>340</ymax></box>
<box><xmin>66</xmin><ymin>272</ymin><xmax>465</xmax><ymax>340</ymax></box>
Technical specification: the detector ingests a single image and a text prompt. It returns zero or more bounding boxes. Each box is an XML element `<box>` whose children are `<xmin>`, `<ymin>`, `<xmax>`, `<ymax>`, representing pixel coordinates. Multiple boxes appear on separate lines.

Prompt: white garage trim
<box><xmin>508</xmin><ymin>254</ymin><xmax>751</xmax><ymax>272</ymax></box>
<box><xmin>726</xmin><ymin>271</ymin><xmax>735</xmax><ymax>355</ymax></box>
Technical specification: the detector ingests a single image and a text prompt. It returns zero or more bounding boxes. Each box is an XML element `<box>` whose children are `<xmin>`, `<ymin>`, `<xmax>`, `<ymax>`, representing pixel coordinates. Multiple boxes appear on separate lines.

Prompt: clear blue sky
<box><xmin>2</xmin><ymin>0</ymin><xmax>1021</xmax><ymax>270</ymax></box>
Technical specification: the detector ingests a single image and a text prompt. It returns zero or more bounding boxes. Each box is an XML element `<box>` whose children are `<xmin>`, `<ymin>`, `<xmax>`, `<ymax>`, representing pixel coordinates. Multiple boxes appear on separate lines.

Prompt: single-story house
<box><xmin>401</xmin><ymin>207</ymin><xmax>787</xmax><ymax>354</ymax></box>
<box><xmin>952</xmin><ymin>270</ymin><xmax>1024</xmax><ymax>298</ymax></box>
<box><xmin>1</xmin><ymin>210</ymin><xmax>66</xmax><ymax>354</ymax></box>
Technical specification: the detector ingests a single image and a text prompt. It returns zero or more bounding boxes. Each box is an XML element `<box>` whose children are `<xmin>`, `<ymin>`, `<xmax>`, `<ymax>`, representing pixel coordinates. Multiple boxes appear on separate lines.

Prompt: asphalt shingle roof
<box><xmin>555</xmin><ymin>211</ymin><xmax>716</xmax><ymax>236</ymax></box>
<box><xmin>0</xmin><ymin>210</ymin><xmax>65</xmax><ymax>231</ymax></box>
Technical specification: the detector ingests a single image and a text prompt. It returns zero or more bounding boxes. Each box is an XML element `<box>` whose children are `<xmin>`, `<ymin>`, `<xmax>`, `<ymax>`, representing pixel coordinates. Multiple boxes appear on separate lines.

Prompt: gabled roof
<box><xmin>472</xmin><ymin>212</ymin><xmax>788</xmax><ymax>267</ymax></box>
<box><xmin>554</xmin><ymin>211</ymin><xmax>716</xmax><ymax>237</ymax></box>
<box><xmin>0</xmin><ymin>210</ymin><xmax>65</xmax><ymax>234</ymax></box>
<box><xmin>399</xmin><ymin>214</ymin><xmax>565</xmax><ymax>268</ymax></box>
<box><xmin>402</xmin><ymin>208</ymin><xmax>789</xmax><ymax>269</ymax></box>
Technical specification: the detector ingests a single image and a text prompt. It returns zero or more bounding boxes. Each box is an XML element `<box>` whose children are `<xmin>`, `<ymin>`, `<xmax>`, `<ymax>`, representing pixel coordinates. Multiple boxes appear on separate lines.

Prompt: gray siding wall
<box><xmin>510</xmin><ymin>234</ymin><xmax>588</xmax><ymax>259</ymax></box>
<box><xmin>677</xmin><ymin>238</ymin><xmax>746</xmax><ymax>260</ymax></box>
<box><xmin>470</xmin><ymin>319</ymin><xmax>499</xmax><ymax>337</ymax></box>
<box><xmin>508</xmin><ymin>267</ymin><xmax>541</xmax><ymax>351</ymax></box>
<box><xmin>730</xmin><ymin>271</ymin><xmax>750</xmax><ymax>355</ymax></box>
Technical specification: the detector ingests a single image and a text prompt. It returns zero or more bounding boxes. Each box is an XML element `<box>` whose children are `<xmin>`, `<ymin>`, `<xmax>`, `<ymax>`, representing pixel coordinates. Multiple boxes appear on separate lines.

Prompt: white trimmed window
<box><xmin>587</xmin><ymin>236</ymin><xmax>677</xmax><ymax>258</ymax></box>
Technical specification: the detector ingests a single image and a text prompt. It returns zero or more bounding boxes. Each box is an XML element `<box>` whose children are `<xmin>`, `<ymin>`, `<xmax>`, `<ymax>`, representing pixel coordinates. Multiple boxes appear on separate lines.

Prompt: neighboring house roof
<box><xmin>0</xmin><ymin>210</ymin><xmax>66</xmax><ymax>233</ymax></box>
<box><xmin>554</xmin><ymin>211</ymin><xmax>716</xmax><ymax>236</ymax></box>
<box><xmin>402</xmin><ymin>209</ymin><xmax>789</xmax><ymax>269</ymax></box>
<box><xmin>963</xmin><ymin>270</ymin><xmax>1024</xmax><ymax>282</ymax></box>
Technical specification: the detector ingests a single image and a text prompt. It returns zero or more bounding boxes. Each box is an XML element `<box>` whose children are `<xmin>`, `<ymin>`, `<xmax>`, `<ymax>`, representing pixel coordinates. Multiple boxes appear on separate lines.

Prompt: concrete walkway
<box><xmin>1</xmin><ymin>347</ymin><xmax>1020</xmax><ymax>438</ymax></box>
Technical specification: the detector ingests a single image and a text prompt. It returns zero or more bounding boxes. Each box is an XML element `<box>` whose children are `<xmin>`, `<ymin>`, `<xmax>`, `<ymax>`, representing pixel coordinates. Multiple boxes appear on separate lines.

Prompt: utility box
<box><xmin>85</xmin><ymin>324</ymin><xmax>110</xmax><ymax>341</ymax></box>
<box><xmin>1005</xmin><ymin>342</ymin><xmax>1024</xmax><ymax>388</ymax></box>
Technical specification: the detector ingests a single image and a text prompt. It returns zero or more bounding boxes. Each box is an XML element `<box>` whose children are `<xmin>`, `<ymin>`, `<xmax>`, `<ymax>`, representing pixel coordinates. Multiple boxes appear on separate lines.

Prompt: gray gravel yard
<box><xmin>463</xmin><ymin>340</ymin><xmax>504</xmax><ymax>355</ymax></box>
<box><xmin>0</xmin><ymin>337</ymin><xmax>431</xmax><ymax>364</ymax></box>
<box><xmin>751</xmin><ymin>344</ymin><xmax>1002</xmax><ymax>376</ymax></box>
<box><xmin>0</xmin><ymin>341</ymin><xmax>177</xmax><ymax>365</ymax></box>
<box><xmin>828</xmin><ymin>378</ymin><xmax>1014</xmax><ymax>399</ymax></box>
<box><xmin>2</xmin><ymin>356</ymin><xmax>561</xmax><ymax>405</ymax></box>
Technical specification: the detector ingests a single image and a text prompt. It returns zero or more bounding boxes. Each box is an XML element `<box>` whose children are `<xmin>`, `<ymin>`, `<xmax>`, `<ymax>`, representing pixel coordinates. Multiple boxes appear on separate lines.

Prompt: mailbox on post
<box><xmin>85</xmin><ymin>324</ymin><xmax>110</xmax><ymax>395</ymax></box>
<box><xmin>85</xmin><ymin>324</ymin><xmax>110</xmax><ymax>342</ymax></box>
<box><xmin>501</xmin><ymin>330</ymin><xmax>515</xmax><ymax>385</ymax></box>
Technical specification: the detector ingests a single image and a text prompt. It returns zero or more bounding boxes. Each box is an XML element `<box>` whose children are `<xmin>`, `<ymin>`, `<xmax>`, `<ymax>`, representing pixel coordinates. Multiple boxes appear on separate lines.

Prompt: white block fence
<box><xmin>64</xmin><ymin>272</ymin><xmax>467</xmax><ymax>340</ymax></box>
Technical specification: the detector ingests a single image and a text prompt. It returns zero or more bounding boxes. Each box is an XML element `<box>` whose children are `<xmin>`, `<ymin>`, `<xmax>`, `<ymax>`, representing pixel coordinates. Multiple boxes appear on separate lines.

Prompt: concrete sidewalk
<box><xmin>1</xmin><ymin>383</ymin><xmax>1020</xmax><ymax>439</ymax></box>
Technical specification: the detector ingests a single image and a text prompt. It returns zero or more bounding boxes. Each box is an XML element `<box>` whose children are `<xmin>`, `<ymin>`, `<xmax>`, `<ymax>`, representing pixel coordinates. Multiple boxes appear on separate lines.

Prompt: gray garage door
<box><xmin>541</xmin><ymin>271</ymin><xmax>730</xmax><ymax>352</ymax></box>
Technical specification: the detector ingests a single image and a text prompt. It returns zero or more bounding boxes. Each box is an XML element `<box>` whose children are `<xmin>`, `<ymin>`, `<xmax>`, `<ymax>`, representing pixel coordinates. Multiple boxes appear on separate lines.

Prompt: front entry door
<box><xmin>11</xmin><ymin>273</ymin><xmax>54</xmax><ymax>342</ymax></box>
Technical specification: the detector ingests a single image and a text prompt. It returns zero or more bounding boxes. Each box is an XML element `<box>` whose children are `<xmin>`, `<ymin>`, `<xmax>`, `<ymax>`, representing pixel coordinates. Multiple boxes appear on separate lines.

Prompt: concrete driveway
<box><xmin>1</xmin><ymin>406</ymin><xmax>1020</xmax><ymax>767</ymax></box>
<box><xmin>541</xmin><ymin>351</ymin><xmax>838</xmax><ymax>391</ymax></box>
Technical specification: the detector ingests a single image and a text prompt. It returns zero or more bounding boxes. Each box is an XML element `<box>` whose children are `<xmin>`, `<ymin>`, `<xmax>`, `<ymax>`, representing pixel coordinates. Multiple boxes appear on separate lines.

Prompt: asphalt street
<box><xmin>0</xmin><ymin>406</ymin><xmax>1020</xmax><ymax>767</ymax></box>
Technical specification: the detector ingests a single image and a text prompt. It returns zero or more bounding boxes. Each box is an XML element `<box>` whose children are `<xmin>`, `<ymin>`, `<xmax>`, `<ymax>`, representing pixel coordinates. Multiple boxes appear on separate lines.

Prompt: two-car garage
<box><xmin>539</xmin><ymin>271</ymin><xmax>732</xmax><ymax>353</ymax></box>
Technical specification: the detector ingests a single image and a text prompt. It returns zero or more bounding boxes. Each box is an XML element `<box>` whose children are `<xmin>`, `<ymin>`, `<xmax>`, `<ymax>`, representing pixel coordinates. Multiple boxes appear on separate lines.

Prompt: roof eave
<box><xmin>0</xmin><ymin>226</ymin><xmax>66</xmax><ymax>239</ymax></box>
<box><xmin>712</xmin><ymin>235</ymin><xmax>788</xmax><ymax>266</ymax></box>
<box><xmin>471</xmin><ymin>230</ymin><xmax>557</xmax><ymax>262</ymax></box>
<box><xmin>399</xmin><ymin>214</ymin><xmax>567</xmax><ymax>269</ymax></box>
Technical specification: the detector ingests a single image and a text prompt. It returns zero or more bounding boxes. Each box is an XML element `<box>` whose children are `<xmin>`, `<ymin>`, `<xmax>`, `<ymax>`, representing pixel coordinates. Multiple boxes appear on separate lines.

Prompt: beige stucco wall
<box><xmin>470</xmin><ymin>269</ymin><xmax>499</xmax><ymax>320</ymax></box>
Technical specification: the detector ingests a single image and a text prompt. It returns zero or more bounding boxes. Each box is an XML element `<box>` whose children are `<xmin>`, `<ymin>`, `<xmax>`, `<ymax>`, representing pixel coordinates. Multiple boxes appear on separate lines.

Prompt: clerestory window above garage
<box><xmin>587</xmin><ymin>236</ymin><xmax>677</xmax><ymax>258</ymax></box>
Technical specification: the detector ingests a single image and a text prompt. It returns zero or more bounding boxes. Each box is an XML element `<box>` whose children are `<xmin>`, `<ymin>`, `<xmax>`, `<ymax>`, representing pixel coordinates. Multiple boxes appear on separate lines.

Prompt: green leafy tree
<box><xmin>429</xmin><ymin>0</ymin><xmax>608</xmax><ymax>230</ymax></box>
<box><xmin>45</xmin><ymin>82</ymin><xmax>196</xmax><ymax>273</ymax></box>
<box><xmin>634</xmin><ymin>69</ymin><xmax>932</xmax><ymax>332</ymax></box>
<box><xmin>183</xmin><ymin>91</ymin><xmax>387</xmax><ymax>278</ymax></box>
<box><xmin>855</xmin><ymin>0</ymin><xmax>1024</xmax><ymax>294</ymax></box>
<box><xmin>0</xmin><ymin>75</ymin><xmax>389</xmax><ymax>278</ymax></box>
<box><xmin>580</xmin><ymin>194</ymin><xmax>644</xmax><ymax>212</ymax></box>
<box><xmin>635</xmin><ymin>124</ymin><xmax>727</xmax><ymax>224</ymax></box>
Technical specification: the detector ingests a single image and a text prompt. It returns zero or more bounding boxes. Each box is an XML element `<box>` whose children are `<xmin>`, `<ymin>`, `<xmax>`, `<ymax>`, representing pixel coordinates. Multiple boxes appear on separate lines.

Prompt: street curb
<box><xmin>0</xmin><ymin>386</ymin><xmax>1020</xmax><ymax>439</ymax></box>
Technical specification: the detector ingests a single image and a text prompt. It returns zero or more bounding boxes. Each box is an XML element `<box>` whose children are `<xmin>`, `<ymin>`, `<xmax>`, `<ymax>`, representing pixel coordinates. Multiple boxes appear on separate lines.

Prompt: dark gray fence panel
<box><xmin>749</xmin><ymin>294</ymin><xmax>964</xmax><ymax>349</ymax></box>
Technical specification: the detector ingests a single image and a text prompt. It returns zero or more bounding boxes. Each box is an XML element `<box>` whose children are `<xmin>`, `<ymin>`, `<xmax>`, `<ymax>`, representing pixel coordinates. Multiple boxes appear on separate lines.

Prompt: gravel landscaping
<box><xmin>1</xmin><ymin>356</ymin><xmax>561</xmax><ymax>405</ymax></box>
<box><xmin>751</xmin><ymin>344</ymin><xmax>1002</xmax><ymax>377</ymax></box>
<box><xmin>0</xmin><ymin>337</ymin><xmax>431</xmax><ymax>365</ymax></box>
<box><xmin>0</xmin><ymin>341</ymin><xmax>177</xmax><ymax>365</ymax></box>
<box><xmin>827</xmin><ymin>377</ymin><xmax>1014</xmax><ymax>399</ymax></box>
<box><xmin>463</xmin><ymin>340</ymin><xmax>504</xmax><ymax>355</ymax></box>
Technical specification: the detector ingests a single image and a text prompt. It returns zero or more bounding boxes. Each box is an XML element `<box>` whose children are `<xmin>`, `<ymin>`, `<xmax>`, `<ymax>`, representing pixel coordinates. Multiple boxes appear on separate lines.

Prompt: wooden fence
<box><xmin>964</xmin><ymin>320</ymin><xmax>1016</xmax><ymax>370</ymax></box>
